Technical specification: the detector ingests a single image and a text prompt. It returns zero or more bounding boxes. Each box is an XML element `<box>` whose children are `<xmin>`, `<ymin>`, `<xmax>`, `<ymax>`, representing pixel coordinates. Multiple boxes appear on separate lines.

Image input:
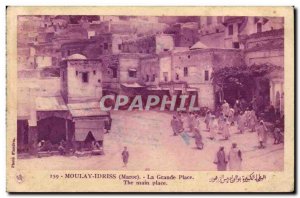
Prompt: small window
<box><xmin>228</xmin><ymin>25</ymin><xmax>233</xmax><ymax>35</ymax></box>
<box><xmin>118</xmin><ymin>44</ymin><xmax>122</xmax><ymax>50</ymax></box>
<box><xmin>151</xmin><ymin>74</ymin><xmax>155</xmax><ymax>82</ymax></box>
<box><xmin>128</xmin><ymin>70</ymin><xmax>137</xmax><ymax>78</ymax></box>
<box><xmin>257</xmin><ymin>22</ymin><xmax>262</xmax><ymax>33</ymax></box>
<box><xmin>233</xmin><ymin>42</ymin><xmax>240</xmax><ymax>49</ymax></box>
<box><xmin>93</xmin><ymin>70</ymin><xmax>96</xmax><ymax>75</ymax></box>
<box><xmin>82</xmin><ymin>72</ymin><xmax>89</xmax><ymax>83</ymax></box>
<box><xmin>176</xmin><ymin>73</ymin><xmax>179</xmax><ymax>80</ymax></box>
<box><xmin>112</xmin><ymin>68</ymin><xmax>117</xmax><ymax>78</ymax></box>
<box><xmin>216</xmin><ymin>28</ymin><xmax>219</xmax><ymax>33</ymax></box>
<box><xmin>163</xmin><ymin>72</ymin><xmax>168</xmax><ymax>82</ymax></box>
<box><xmin>76</xmin><ymin>71</ymin><xmax>78</xmax><ymax>76</ymax></box>
<box><xmin>204</xmin><ymin>70</ymin><xmax>209</xmax><ymax>81</ymax></box>
<box><xmin>104</xmin><ymin>43</ymin><xmax>108</xmax><ymax>50</ymax></box>
<box><xmin>188</xmin><ymin>55</ymin><xmax>191</xmax><ymax>59</ymax></box>
<box><xmin>184</xmin><ymin>67</ymin><xmax>188</xmax><ymax>77</ymax></box>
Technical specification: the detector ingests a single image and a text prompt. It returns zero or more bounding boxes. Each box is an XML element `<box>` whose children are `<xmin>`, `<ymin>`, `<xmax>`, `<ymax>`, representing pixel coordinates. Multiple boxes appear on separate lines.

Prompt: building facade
<box><xmin>243</xmin><ymin>28</ymin><xmax>284</xmax><ymax>114</ymax></box>
<box><xmin>60</xmin><ymin>54</ymin><xmax>103</xmax><ymax>103</ymax></box>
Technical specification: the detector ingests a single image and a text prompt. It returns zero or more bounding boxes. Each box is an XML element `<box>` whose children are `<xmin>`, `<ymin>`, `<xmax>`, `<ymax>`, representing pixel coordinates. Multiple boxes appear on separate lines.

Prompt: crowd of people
<box><xmin>170</xmin><ymin>99</ymin><xmax>284</xmax><ymax>171</ymax></box>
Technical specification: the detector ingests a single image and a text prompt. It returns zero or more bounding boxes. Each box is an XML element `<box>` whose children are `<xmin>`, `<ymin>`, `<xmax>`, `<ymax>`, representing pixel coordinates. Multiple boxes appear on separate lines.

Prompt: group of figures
<box><xmin>37</xmin><ymin>139</ymin><xmax>104</xmax><ymax>156</ymax></box>
<box><xmin>170</xmin><ymin>99</ymin><xmax>284</xmax><ymax>171</ymax></box>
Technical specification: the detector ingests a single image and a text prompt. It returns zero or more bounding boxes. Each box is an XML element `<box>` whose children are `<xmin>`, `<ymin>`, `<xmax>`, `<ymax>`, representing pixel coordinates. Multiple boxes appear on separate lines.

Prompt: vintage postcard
<box><xmin>6</xmin><ymin>6</ymin><xmax>294</xmax><ymax>192</ymax></box>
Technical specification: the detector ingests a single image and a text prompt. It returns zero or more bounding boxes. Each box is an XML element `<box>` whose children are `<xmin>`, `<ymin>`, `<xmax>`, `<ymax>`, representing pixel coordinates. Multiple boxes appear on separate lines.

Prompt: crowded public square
<box><xmin>18</xmin><ymin>108</ymin><xmax>283</xmax><ymax>171</ymax></box>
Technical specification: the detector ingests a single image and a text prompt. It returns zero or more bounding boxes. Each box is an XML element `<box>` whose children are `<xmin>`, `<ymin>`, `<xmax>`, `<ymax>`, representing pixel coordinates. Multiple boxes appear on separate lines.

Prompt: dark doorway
<box><xmin>37</xmin><ymin>116</ymin><xmax>69</xmax><ymax>144</ymax></box>
<box><xmin>17</xmin><ymin>120</ymin><xmax>29</xmax><ymax>153</ymax></box>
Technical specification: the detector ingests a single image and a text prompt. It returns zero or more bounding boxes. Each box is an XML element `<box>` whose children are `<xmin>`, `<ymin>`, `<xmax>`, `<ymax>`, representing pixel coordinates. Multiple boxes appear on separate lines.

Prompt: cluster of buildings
<box><xmin>17</xmin><ymin>16</ymin><xmax>284</xmax><ymax>154</ymax></box>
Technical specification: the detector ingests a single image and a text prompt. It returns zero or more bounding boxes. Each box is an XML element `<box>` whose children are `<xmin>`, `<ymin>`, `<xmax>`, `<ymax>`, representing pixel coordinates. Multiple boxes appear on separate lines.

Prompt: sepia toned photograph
<box><xmin>6</xmin><ymin>6</ymin><xmax>294</xmax><ymax>192</ymax></box>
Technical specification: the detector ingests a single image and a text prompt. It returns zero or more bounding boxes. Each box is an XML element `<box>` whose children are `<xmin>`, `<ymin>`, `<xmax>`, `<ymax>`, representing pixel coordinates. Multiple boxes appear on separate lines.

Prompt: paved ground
<box><xmin>18</xmin><ymin>111</ymin><xmax>283</xmax><ymax>171</ymax></box>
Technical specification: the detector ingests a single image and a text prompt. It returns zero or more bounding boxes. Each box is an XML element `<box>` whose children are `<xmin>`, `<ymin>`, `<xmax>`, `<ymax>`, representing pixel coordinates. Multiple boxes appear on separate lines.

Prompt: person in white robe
<box><xmin>228</xmin><ymin>143</ymin><xmax>242</xmax><ymax>171</ymax></box>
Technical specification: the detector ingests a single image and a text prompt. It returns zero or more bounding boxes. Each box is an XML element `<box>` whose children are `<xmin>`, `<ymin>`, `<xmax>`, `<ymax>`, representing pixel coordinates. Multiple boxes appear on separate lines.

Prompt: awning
<box><xmin>74</xmin><ymin>119</ymin><xmax>105</xmax><ymax>141</ymax></box>
<box><xmin>36</xmin><ymin>96</ymin><xmax>68</xmax><ymax>111</ymax></box>
<box><xmin>74</xmin><ymin>129</ymin><xmax>104</xmax><ymax>141</ymax></box>
<box><xmin>147</xmin><ymin>87</ymin><xmax>163</xmax><ymax>91</ymax></box>
<box><xmin>128</xmin><ymin>68</ymin><xmax>137</xmax><ymax>72</ymax></box>
<box><xmin>35</xmin><ymin>96</ymin><xmax>71</xmax><ymax>120</ymax></box>
<box><xmin>121</xmin><ymin>82</ymin><xmax>144</xmax><ymax>88</ymax></box>
<box><xmin>68</xmin><ymin>102</ymin><xmax>109</xmax><ymax>118</ymax></box>
<box><xmin>174</xmin><ymin>88</ymin><xmax>184</xmax><ymax>91</ymax></box>
<box><xmin>187</xmin><ymin>88</ymin><xmax>198</xmax><ymax>91</ymax></box>
<box><xmin>36</xmin><ymin>111</ymin><xmax>71</xmax><ymax>121</ymax></box>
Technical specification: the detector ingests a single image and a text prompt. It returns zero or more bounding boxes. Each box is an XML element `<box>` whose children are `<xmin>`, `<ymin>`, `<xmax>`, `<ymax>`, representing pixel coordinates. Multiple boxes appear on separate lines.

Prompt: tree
<box><xmin>211</xmin><ymin>63</ymin><xmax>282</xmax><ymax>104</ymax></box>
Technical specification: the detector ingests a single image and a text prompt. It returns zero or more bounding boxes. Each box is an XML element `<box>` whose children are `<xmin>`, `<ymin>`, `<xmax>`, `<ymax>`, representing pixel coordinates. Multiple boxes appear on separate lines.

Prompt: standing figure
<box><xmin>58</xmin><ymin>140</ymin><xmax>66</xmax><ymax>155</ymax></box>
<box><xmin>248</xmin><ymin>109</ymin><xmax>257</xmax><ymax>132</ymax></box>
<box><xmin>171</xmin><ymin>116</ymin><xmax>180</xmax><ymax>136</ymax></box>
<box><xmin>178</xmin><ymin>115</ymin><xmax>184</xmax><ymax>133</ymax></box>
<box><xmin>223</xmin><ymin>117</ymin><xmax>230</xmax><ymax>140</ymax></box>
<box><xmin>187</xmin><ymin>112</ymin><xmax>195</xmax><ymax>132</ymax></box>
<box><xmin>222</xmin><ymin>100</ymin><xmax>230</xmax><ymax>116</ymax></box>
<box><xmin>228</xmin><ymin>108</ymin><xmax>235</xmax><ymax>125</ymax></box>
<box><xmin>218</xmin><ymin>113</ymin><xmax>225</xmax><ymax>133</ymax></box>
<box><xmin>194</xmin><ymin>114</ymin><xmax>201</xmax><ymax>131</ymax></box>
<box><xmin>209</xmin><ymin>115</ymin><xmax>218</xmax><ymax>140</ymax></box>
<box><xmin>233</xmin><ymin>100</ymin><xmax>241</xmax><ymax>117</ymax></box>
<box><xmin>273</xmin><ymin>120</ymin><xmax>282</xmax><ymax>144</ymax></box>
<box><xmin>237</xmin><ymin>111</ymin><xmax>246</xmax><ymax>134</ymax></box>
<box><xmin>204</xmin><ymin>110</ymin><xmax>211</xmax><ymax>131</ymax></box>
<box><xmin>194</xmin><ymin>128</ymin><xmax>203</xmax><ymax>150</ymax></box>
<box><xmin>251</xmin><ymin>96</ymin><xmax>258</xmax><ymax>113</ymax></box>
<box><xmin>244</xmin><ymin>108</ymin><xmax>250</xmax><ymax>128</ymax></box>
<box><xmin>257</xmin><ymin>120</ymin><xmax>268</xmax><ymax>149</ymax></box>
<box><xmin>214</xmin><ymin>146</ymin><xmax>227</xmax><ymax>171</ymax></box>
<box><xmin>122</xmin><ymin>146</ymin><xmax>129</xmax><ymax>167</ymax></box>
<box><xmin>228</xmin><ymin>143</ymin><xmax>242</xmax><ymax>171</ymax></box>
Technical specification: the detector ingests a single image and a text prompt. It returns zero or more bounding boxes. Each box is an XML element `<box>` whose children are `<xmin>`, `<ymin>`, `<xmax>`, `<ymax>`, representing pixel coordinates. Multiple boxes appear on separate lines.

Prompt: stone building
<box><xmin>121</xmin><ymin>34</ymin><xmax>174</xmax><ymax>54</ymax></box>
<box><xmin>139</xmin><ymin>54</ymin><xmax>160</xmax><ymax>87</ymax></box>
<box><xmin>60</xmin><ymin>54</ymin><xmax>103</xmax><ymax>103</ymax></box>
<box><xmin>17</xmin><ymin>78</ymin><xmax>69</xmax><ymax>154</ymax></box>
<box><xmin>60</xmin><ymin>33</ymin><xmax>130</xmax><ymax>60</ymax></box>
<box><xmin>58</xmin><ymin>53</ymin><xmax>110</xmax><ymax>151</ymax></box>
<box><xmin>171</xmin><ymin>47</ymin><xmax>244</xmax><ymax>109</ymax></box>
<box><xmin>223</xmin><ymin>16</ymin><xmax>284</xmax><ymax>49</ymax></box>
<box><xmin>100</xmin><ymin>53</ymin><xmax>145</xmax><ymax>98</ymax></box>
<box><xmin>198</xmin><ymin>16</ymin><xmax>226</xmax><ymax>48</ymax></box>
<box><xmin>197</xmin><ymin>16</ymin><xmax>284</xmax><ymax>50</ymax></box>
<box><xmin>243</xmin><ymin>28</ymin><xmax>284</xmax><ymax>114</ymax></box>
<box><xmin>164</xmin><ymin>22</ymin><xmax>199</xmax><ymax>48</ymax></box>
